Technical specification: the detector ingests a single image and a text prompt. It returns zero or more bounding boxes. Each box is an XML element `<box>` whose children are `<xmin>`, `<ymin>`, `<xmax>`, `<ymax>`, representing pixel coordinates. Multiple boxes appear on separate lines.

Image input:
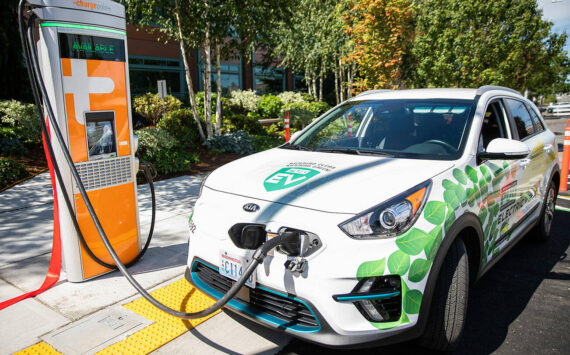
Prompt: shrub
<box><xmin>252</xmin><ymin>134</ymin><xmax>284</xmax><ymax>152</ymax></box>
<box><xmin>277</xmin><ymin>91</ymin><xmax>305</xmax><ymax>106</ymax></box>
<box><xmin>132</xmin><ymin>93</ymin><xmax>182</xmax><ymax>126</ymax></box>
<box><xmin>222</xmin><ymin>113</ymin><xmax>266</xmax><ymax>135</ymax></box>
<box><xmin>206</xmin><ymin>130</ymin><xmax>256</xmax><ymax>155</ymax></box>
<box><xmin>157</xmin><ymin>108</ymin><xmax>201</xmax><ymax>146</ymax></box>
<box><xmin>257</xmin><ymin>94</ymin><xmax>283</xmax><ymax>118</ymax></box>
<box><xmin>0</xmin><ymin>100</ymin><xmax>41</xmax><ymax>143</ymax></box>
<box><xmin>0</xmin><ymin>138</ymin><xmax>28</xmax><ymax>156</ymax></box>
<box><xmin>229</xmin><ymin>90</ymin><xmax>259</xmax><ymax>112</ymax></box>
<box><xmin>306</xmin><ymin>101</ymin><xmax>330</xmax><ymax>116</ymax></box>
<box><xmin>135</xmin><ymin>127</ymin><xmax>197</xmax><ymax>175</ymax></box>
<box><xmin>0</xmin><ymin>157</ymin><xmax>28</xmax><ymax>189</ymax></box>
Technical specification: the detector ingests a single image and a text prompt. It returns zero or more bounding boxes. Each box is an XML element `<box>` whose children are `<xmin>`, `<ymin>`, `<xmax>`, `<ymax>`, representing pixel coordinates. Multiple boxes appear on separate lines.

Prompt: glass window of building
<box><xmin>128</xmin><ymin>55</ymin><xmax>183</xmax><ymax>98</ymax></box>
<box><xmin>198</xmin><ymin>62</ymin><xmax>241</xmax><ymax>95</ymax></box>
<box><xmin>254</xmin><ymin>66</ymin><xmax>285</xmax><ymax>94</ymax></box>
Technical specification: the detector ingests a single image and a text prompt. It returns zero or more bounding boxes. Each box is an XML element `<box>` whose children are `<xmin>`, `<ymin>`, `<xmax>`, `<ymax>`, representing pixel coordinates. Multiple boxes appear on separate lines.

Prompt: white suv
<box><xmin>185</xmin><ymin>86</ymin><xmax>560</xmax><ymax>350</ymax></box>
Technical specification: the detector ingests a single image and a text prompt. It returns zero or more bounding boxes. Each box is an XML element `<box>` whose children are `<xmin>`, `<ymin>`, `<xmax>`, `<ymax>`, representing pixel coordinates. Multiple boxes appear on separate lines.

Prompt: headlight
<box><xmin>339</xmin><ymin>180</ymin><xmax>431</xmax><ymax>239</ymax></box>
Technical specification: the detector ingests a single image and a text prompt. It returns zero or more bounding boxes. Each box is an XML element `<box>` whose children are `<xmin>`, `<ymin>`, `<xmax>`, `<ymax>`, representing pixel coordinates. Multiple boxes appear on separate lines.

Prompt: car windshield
<box><xmin>285</xmin><ymin>99</ymin><xmax>476</xmax><ymax>160</ymax></box>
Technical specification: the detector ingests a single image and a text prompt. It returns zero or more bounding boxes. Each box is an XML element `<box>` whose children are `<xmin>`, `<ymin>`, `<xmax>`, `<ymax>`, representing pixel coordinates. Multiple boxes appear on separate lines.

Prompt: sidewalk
<box><xmin>0</xmin><ymin>173</ymin><xmax>290</xmax><ymax>354</ymax></box>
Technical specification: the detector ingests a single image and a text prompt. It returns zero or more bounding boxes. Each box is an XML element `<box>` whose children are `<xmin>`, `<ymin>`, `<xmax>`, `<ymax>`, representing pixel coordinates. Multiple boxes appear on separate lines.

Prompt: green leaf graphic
<box><xmin>466</xmin><ymin>187</ymin><xmax>475</xmax><ymax>207</ymax></box>
<box><xmin>357</xmin><ymin>258</ymin><xmax>385</xmax><ymax>280</ymax></box>
<box><xmin>408</xmin><ymin>259</ymin><xmax>432</xmax><ymax>283</ymax></box>
<box><xmin>445</xmin><ymin>207</ymin><xmax>456</xmax><ymax>232</ymax></box>
<box><xmin>442</xmin><ymin>179</ymin><xmax>456</xmax><ymax>190</ymax></box>
<box><xmin>478</xmin><ymin>207</ymin><xmax>488</xmax><ymax>225</ymax></box>
<box><xmin>424</xmin><ymin>201</ymin><xmax>446</xmax><ymax>225</ymax></box>
<box><xmin>444</xmin><ymin>189</ymin><xmax>460</xmax><ymax>210</ymax></box>
<box><xmin>455</xmin><ymin>184</ymin><xmax>467</xmax><ymax>207</ymax></box>
<box><xmin>465</xmin><ymin>165</ymin><xmax>478</xmax><ymax>183</ymax></box>
<box><xmin>479</xmin><ymin>180</ymin><xmax>489</xmax><ymax>200</ymax></box>
<box><xmin>480</xmin><ymin>165</ymin><xmax>492</xmax><ymax>183</ymax></box>
<box><xmin>453</xmin><ymin>168</ymin><xmax>468</xmax><ymax>185</ymax></box>
<box><xmin>404</xmin><ymin>289</ymin><xmax>423</xmax><ymax>314</ymax></box>
<box><xmin>425</xmin><ymin>226</ymin><xmax>443</xmax><ymax>260</ymax></box>
<box><xmin>396</xmin><ymin>228</ymin><xmax>430</xmax><ymax>255</ymax></box>
<box><xmin>388</xmin><ymin>250</ymin><xmax>411</xmax><ymax>275</ymax></box>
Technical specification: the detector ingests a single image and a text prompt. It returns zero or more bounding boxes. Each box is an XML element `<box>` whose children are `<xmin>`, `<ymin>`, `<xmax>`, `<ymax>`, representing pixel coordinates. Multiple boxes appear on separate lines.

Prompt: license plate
<box><xmin>219</xmin><ymin>251</ymin><xmax>256</xmax><ymax>288</ymax></box>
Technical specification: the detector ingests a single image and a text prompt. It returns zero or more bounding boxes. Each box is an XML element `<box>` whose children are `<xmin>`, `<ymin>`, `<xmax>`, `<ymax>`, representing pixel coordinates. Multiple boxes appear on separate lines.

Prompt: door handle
<box><xmin>543</xmin><ymin>144</ymin><xmax>553</xmax><ymax>153</ymax></box>
<box><xmin>519</xmin><ymin>158</ymin><xmax>531</xmax><ymax>167</ymax></box>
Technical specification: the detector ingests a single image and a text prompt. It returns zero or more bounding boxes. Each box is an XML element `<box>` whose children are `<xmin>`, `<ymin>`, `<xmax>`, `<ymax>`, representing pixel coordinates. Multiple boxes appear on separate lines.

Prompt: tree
<box><xmin>343</xmin><ymin>0</ymin><xmax>415</xmax><ymax>92</ymax></box>
<box><xmin>406</xmin><ymin>0</ymin><xmax>569</xmax><ymax>95</ymax></box>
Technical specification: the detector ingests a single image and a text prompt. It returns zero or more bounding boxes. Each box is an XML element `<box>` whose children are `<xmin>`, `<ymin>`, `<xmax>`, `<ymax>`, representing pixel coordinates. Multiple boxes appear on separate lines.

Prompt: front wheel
<box><xmin>534</xmin><ymin>179</ymin><xmax>557</xmax><ymax>241</ymax></box>
<box><xmin>420</xmin><ymin>238</ymin><xmax>469</xmax><ymax>351</ymax></box>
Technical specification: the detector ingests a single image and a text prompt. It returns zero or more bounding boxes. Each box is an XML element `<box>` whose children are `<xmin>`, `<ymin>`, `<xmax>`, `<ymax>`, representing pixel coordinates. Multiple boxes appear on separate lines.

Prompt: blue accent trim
<box><xmin>191</xmin><ymin>259</ymin><xmax>321</xmax><ymax>333</ymax></box>
<box><xmin>334</xmin><ymin>291</ymin><xmax>400</xmax><ymax>303</ymax></box>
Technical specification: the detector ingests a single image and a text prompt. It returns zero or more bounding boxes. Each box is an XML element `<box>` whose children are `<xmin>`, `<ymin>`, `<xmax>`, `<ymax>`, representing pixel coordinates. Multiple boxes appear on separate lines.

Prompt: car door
<box><xmin>476</xmin><ymin>99</ymin><xmax>522</xmax><ymax>261</ymax></box>
<box><xmin>502</xmin><ymin>98</ymin><xmax>547</xmax><ymax>232</ymax></box>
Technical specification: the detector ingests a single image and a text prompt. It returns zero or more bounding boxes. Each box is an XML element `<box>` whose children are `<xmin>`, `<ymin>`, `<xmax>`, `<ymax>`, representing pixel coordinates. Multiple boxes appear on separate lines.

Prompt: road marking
<box><xmin>558</xmin><ymin>195</ymin><xmax>570</xmax><ymax>201</ymax></box>
<box><xmin>555</xmin><ymin>206</ymin><xmax>570</xmax><ymax>212</ymax></box>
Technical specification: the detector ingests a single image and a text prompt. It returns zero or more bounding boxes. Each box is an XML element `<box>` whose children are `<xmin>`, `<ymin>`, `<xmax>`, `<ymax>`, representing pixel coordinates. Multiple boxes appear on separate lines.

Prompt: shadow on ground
<box><xmin>277</xmin><ymin>210</ymin><xmax>570</xmax><ymax>355</ymax></box>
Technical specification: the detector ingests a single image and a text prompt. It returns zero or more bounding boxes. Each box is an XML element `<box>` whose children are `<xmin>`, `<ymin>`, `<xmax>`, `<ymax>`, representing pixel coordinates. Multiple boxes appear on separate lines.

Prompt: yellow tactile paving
<box><xmin>14</xmin><ymin>342</ymin><xmax>62</xmax><ymax>355</ymax></box>
<box><xmin>96</xmin><ymin>278</ymin><xmax>219</xmax><ymax>355</ymax></box>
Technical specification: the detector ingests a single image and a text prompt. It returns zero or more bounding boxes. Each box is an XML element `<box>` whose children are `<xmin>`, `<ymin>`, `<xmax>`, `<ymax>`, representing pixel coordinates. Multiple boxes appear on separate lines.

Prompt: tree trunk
<box><xmin>347</xmin><ymin>64</ymin><xmax>353</xmax><ymax>99</ymax></box>
<box><xmin>203</xmin><ymin>15</ymin><xmax>213</xmax><ymax>138</ymax></box>
<box><xmin>339</xmin><ymin>59</ymin><xmax>344</xmax><ymax>102</ymax></box>
<box><xmin>312</xmin><ymin>70</ymin><xmax>317</xmax><ymax>101</ymax></box>
<box><xmin>334</xmin><ymin>59</ymin><xmax>339</xmax><ymax>104</ymax></box>
<box><xmin>307</xmin><ymin>75</ymin><xmax>312</xmax><ymax>97</ymax></box>
<box><xmin>215</xmin><ymin>43</ymin><xmax>222</xmax><ymax>136</ymax></box>
<box><xmin>174</xmin><ymin>0</ymin><xmax>206</xmax><ymax>143</ymax></box>
<box><xmin>319</xmin><ymin>60</ymin><xmax>324</xmax><ymax>102</ymax></box>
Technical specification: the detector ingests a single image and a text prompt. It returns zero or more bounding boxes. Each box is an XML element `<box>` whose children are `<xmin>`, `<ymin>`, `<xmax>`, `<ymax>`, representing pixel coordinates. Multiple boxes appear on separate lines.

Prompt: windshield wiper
<box><xmin>281</xmin><ymin>143</ymin><xmax>313</xmax><ymax>151</ymax></box>
<box><xmin>316</xmin><ymin>147</ymin><xmax>394</xmax><ymax>157</ymax></box>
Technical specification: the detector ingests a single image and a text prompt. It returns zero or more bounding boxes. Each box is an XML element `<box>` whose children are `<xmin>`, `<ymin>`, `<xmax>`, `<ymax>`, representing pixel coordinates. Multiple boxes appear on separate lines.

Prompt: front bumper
<box><xmin>186</xmin><ymin>187</ymin><xmax>430</xmax><ymax>347</ymax></box>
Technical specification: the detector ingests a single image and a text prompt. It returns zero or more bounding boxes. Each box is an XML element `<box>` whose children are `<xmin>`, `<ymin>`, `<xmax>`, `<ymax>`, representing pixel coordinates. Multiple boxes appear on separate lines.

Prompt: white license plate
<box><xmin>219</xmin><ymin>251</ymin><xmax>256</xmax><ymax>288</ymax></box>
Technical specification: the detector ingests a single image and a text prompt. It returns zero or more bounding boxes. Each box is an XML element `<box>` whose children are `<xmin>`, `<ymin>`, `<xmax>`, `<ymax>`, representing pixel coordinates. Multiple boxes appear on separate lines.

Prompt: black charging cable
<box><xmin>18</xmin><ymin>0</ymin><xmax>300</xmax><ymax>319</ymax></box>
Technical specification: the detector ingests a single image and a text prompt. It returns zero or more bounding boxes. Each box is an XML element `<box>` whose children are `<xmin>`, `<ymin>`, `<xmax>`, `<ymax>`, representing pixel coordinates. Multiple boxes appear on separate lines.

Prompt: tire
<box><xmin>420</xmin><ymin>238</ymin><xmax>469</xmax><ymax>351</ymax></box>
<box><xmin>533</xmin><ymin>179</ymin><xmax>557</xmax><ymax>241</ymax></box>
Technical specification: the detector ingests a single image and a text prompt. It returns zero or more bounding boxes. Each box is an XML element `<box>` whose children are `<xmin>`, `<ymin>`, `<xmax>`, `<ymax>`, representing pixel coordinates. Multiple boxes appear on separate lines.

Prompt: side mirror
<box><xmin>290</xmin><ymin>131</ymin><xmax>302</xmax><ymax>142</ymax></box>
<box><xmin>478</xmin><ymin>138</ymin><xmax>530</xmax><ymax>161</ymax></box>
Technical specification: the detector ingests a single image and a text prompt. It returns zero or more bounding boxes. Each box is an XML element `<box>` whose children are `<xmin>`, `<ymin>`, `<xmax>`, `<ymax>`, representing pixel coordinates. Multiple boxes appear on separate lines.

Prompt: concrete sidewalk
<box><xmin>0</xmin><ymin>173</ymin><xmax>289</xmax><ymax>354</ymax></box>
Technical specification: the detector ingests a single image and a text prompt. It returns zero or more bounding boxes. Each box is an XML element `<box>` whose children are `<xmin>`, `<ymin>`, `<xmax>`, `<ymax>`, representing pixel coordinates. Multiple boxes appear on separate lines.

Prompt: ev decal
<box><xmin>264</xmin><ymin>167</ymin><xmax>320</xmax><ymax>191</ymax></box>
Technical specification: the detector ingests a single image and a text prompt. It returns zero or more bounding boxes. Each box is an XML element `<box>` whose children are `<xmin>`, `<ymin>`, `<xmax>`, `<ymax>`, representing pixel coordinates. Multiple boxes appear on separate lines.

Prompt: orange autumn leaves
<box><xmin>343</xmin><ymin>0</ymin><xmax>414</xmax><ymax>92</ymax></box>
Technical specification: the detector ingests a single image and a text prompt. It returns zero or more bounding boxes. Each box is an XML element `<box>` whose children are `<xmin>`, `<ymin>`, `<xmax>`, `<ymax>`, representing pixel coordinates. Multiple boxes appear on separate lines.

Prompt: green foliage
<box><xmin>0</xmin><ymin>100</ymin><xmax>41</xmax><ymax>143</ymax></box>
<box><xmin>408</xmin><ymin>258</ymin><xmax>431</xmax><ymax>283</ymax></box>
<box><xmin>403</xmin><ymin>288</ymin><xmax>422</xmax><ymax>314</ymax></box>
<box><xmin>194</xmin><ymin>91</ymin><xmax>231</xmax><ymax>119</ymax></box>
<box><xmin>229</xmin><ymin>90</ymin><xmax>260</xmax><ymax>112</ymax></box>
<box><xmin>424</xmin><ymin>201</ymin><xmax>446</xmax><ymax>225</ymax></box>
<box><xmin>407</xmin><ymin>0</ymin><xmax>569</xmax><ymax>94</ymax></box>
<box><xmin>157</xmin><ymin>108</ymin><xmax>201</xmax><ymax>147</ymax></box>
<box><xmin>357</xmin><ymin>258</ymin><xmax>386</xmax><ymax>280</ymax></box>
<box><xmin>277</xmin><ymin>91</ymin><xmax>306</xmax><ymax>106</ymax></box>
<box><xmin>132</xmin><ymin>93</ymin><xmax>182</xmax><ymax>126</ymax></box>
<box><xmin>257</xmin><ymin>94</ymin><xmax>283</xmax><ymax>118</ymax></box>
<box><xmin>0</xmin><ymin>157</ymin><xmax>28</xmax><ymax>189</ymax></box>
<box><xmin>0</xmin><ymin>138</ymin><xmax>27</xmax><ymax>157</ymax></box>
<box><xmin>252</xmin><ymin>134</ymin><xmax>284</xmax><ymax>152</ymax></box>
<box><xmin>222</xmin><ymin>113</ymin><xmax>266</xmax><ymax>135</ymax></box>
<box><xmin>205</xmin><ymin>131</ymin><xmax>256</xmax><ymax>155</ymax></box>
<box><xmin>135</xmin><ymin>127</ymin><xmax>197</xmax><ymax>174</ymax></box>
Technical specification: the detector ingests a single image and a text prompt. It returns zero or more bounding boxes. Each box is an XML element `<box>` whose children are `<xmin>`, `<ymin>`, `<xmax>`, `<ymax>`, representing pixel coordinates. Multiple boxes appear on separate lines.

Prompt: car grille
<box><xmin>193</xmin><ymin>261</ymin><xmax>319</xmax><ymax>329</ymax></box>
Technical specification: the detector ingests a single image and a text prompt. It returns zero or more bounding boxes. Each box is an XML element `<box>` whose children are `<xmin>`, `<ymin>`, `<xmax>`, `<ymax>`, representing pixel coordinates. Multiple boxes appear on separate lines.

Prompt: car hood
<box><xmin>204</xmin><ymin>148</ymin><xmax>454</xmax><ymax>214</ymax></box>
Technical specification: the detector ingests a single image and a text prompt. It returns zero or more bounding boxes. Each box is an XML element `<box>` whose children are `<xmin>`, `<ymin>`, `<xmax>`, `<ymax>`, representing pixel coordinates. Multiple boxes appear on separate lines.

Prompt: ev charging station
<box><xmin>30</xmin><ymin>0</ymin><xmax>141</xmax><ymax>282</ymax></box>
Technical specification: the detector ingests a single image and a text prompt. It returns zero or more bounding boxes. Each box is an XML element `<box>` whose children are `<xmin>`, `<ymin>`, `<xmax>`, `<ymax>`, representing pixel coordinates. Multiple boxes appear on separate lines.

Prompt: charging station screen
<box><xmin>86</xmin><ymin>112</ymin><xmax>117</xmax><ymax>160</ymax></box>
<box><xmin>59</xmin><ymin>33</ymin><xmax>125</xmax><ymax>62</ymax></box>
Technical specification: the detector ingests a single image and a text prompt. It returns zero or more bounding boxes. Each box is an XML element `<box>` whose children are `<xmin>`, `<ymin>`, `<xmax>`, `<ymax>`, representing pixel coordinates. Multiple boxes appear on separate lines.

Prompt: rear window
<box><xmin>504</xmin><ymin>99</ymin><xmax>535</xmax><ymax>140</ymax></box>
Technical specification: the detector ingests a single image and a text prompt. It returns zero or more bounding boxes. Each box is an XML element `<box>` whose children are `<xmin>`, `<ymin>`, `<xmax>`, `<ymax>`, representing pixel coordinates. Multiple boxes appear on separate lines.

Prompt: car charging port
<box><xmin>228</xmin><ymin>224</ymin><xmax>267</xmax><ymax>249</ymax></box>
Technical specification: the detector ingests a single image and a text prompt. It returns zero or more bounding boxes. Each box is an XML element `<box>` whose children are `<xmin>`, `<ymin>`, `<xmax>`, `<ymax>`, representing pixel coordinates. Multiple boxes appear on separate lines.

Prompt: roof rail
<box><xmin>476</xmin><ymin>85</ymin><xmax>521</xmax><ymax>96</ymax></box>
<box><xmin>355</xmin><ymin>89</ymin><xmax>393</xmax><ymax>97</ymax></box>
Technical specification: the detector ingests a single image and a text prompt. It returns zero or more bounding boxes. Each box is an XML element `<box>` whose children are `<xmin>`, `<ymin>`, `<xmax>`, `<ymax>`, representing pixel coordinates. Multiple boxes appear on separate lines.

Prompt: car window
<box><xmin>479</xmin><ymin>101</ymin><xmax>508</xmax><ymax>151</ymax></box>
<box><xmin>504</xmin><ymin>98</ymin><xmax>535</xmax><ymax>140</ymax></box>
<box><xmin>290</xmin><ymin>99</ymin><xmax>476</xmax><ymax>160</ymax></box>
<box><xmin>525</xmin><ymin>103</ymin><xmax>545</xmax><ymax>132</ymax></box>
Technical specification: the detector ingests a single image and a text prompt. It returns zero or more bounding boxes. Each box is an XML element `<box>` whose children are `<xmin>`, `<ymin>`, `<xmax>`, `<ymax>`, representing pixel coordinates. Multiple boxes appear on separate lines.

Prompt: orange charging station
<box><xmin>32</xmin><ymin>0</ymin><xmax>141</xmax><ymax>282</ymax></box>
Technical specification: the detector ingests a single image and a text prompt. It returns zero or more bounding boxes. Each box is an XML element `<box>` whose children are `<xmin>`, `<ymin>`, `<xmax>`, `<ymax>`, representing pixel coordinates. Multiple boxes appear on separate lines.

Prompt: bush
<box><xmin>0</xmin><ymin>138</ymin><xmax>27</xmax><ymax>156</ymax></box>
<box><xmin>0</xmin><ymin>157</ymin><xmax>28</xmax><ymax>189</ymax></box>
<box><xmin>306</xmin><ymin>101</ymin><xmax>330</xmax><ymax>116</ymax></box>
<box><xmin>229</xmin><ymin>90</ymin><xmax>259</xmax><ymax>112</ymax></box>
<box><xmin>206</xmin><ymin>130</ymin><xmax>256</xmax><ymax>155</ymax></box>
<box><xmin>252</xmin><ymin>134</ymin><xmax>284</xmax><ymax>152</ymax></box>
<box><xmin>135</xmin><ymin>127</ymin><xmax>198</xmax><ymax>175</ymax></box>
<box><xmin>257</xmin><ymin>94</ymin><xmax>283</xmax><ymax>118</ymax></box>
<box><xmin>157</xmin><ymin>108</ymin><xmax>201</xmax><ymax>147</ymax></box>
<box><xmin>0</xmin><ymin>100</ymin><xmax>41</xmax><ymax>143</ymax></box>
<box><xmin>222</xmin><ymin>113</ymin><xmax>266</xmax><ymax>135</ymax></box>
<box><xmin>132</xmin><ymin>93</ymin><xmax>182</xmax><ymax>126</ymax></box>
<box><xmin>277</xmin><ymin>91</ymin><xmax>305</xmax><ymax>106</ymax></box>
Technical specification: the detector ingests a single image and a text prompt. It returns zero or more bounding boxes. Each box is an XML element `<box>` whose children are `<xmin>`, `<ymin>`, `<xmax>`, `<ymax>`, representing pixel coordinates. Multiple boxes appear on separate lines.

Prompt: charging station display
<box><xmin>59</xmin><ymin>33</ymin><xmax>125</xmax><ymax>62</ymax></box>
<box><xmin>85</xmin><ymin>111</ymin><xmax>117</xmax><ymax>160</ymax></box>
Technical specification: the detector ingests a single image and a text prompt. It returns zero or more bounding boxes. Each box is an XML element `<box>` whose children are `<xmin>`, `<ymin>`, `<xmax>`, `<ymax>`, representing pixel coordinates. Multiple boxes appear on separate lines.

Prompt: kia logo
<box><xmin>243</xmin><ymin>203</ymin><xmax>260</xmax><ymax>212</ymax></box>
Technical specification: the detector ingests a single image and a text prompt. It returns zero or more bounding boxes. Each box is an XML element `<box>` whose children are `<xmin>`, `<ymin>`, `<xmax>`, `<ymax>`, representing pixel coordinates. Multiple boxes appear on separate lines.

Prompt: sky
<box><xmin>537</xmin><ymin>0</ymin><xmax>570</xmax><ymax>53</ymax></box>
